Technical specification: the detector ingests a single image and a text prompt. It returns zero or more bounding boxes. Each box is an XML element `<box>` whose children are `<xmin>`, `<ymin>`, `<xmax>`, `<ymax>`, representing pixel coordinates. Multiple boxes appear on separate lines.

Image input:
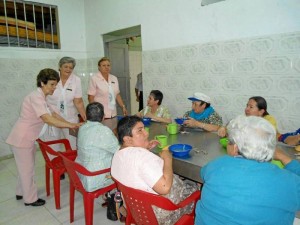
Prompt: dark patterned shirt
<box><xmin>183</xmin><ymin>110</ymin><xmax>223</xmax><ymax>126</ymax></box>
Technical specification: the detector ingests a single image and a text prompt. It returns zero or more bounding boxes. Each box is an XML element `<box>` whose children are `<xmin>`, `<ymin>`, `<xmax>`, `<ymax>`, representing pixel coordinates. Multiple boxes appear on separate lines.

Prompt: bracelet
<box><xmin>122</xmin><ymin>105</ymin><xmax>126</xmax><ymax>109</ymax></box>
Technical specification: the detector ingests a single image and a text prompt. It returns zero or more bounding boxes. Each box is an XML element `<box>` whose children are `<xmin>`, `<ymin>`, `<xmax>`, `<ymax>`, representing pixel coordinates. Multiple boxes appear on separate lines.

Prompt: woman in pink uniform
<box><xmin>44</xmin><ymin>57</ymin><xmax>86</xmax><ymax>150</ymax></box>
<box><xmin>6</xmin><ymin>68</ymin><xmax>82</xmax><ymax>207</ymax></box>
<box><xmin>87</xmin><ymin>57</ymin><xmax>127</xmax><ymax>118</ymax></box>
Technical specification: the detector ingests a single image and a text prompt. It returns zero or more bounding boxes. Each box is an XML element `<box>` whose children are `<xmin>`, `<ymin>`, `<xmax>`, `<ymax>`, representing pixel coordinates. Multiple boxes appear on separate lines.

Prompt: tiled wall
<box><xmin>1</xmin><ymin>31</ymin><xmax>300</xmax><ymax>158</ymax></box>
<box><xmin>0</xmin><ymin>57</ymin><xmax>98</xmax><ymax>158</ymax></box>
<box><xmin>143</xmin><ymin>31</ymin><xmax>300</xmax><ymax>133</ymax></box>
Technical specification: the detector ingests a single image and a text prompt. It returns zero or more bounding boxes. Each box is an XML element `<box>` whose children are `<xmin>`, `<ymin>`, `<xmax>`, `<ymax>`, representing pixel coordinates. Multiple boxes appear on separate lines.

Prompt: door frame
<box><xmin>103</xmin><ymin>25</ymin><xmax>141</xmax><ymax>115</ymax></box>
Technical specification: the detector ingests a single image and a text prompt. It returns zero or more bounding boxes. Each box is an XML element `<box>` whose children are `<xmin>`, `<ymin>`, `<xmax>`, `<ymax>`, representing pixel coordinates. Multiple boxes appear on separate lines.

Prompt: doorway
<box><xmin>103</xmin><ymin>25</ymin><xmax>142</xmax><ymax>115</ymax></box>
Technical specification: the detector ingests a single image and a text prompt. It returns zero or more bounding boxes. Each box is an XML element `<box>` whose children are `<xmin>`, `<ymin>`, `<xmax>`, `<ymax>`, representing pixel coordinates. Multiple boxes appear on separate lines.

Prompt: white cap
<box><xmin>188</xmin><ymin>92</ymin><xmax>211</xmax><ymax>104</ymax></box>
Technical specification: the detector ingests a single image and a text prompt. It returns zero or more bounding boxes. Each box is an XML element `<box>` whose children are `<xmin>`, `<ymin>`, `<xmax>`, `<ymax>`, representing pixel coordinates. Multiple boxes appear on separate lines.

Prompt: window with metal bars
<box><xmin>0</xmin><ymin>0</ymin><xmax>60</xmax><ymax>49</ymax></box>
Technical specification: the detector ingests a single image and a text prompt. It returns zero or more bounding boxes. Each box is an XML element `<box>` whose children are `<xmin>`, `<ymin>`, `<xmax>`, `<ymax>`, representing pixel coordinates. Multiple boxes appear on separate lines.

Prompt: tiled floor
<box><xmin>0</xmin><ymin>150</ymin><xmax>122</xmax><ymax>225</ymax></box>
<box><xmin>1</xmin><ymin>150</ymin><xmax>300</xmax><ymax>225</ymax></box>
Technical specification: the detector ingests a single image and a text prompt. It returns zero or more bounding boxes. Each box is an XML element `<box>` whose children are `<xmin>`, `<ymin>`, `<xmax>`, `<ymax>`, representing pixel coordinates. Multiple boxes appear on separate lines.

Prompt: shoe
<box><xmin>101</xmin><ymin>201</ymin><xmax>108</xmax><ymax>207</ymax></box>
<box><xmin>24</xmin><ymin>198</ymin><xmax>46</xmax><ymax>206</ymax></box>
<box><xmin>16</xmin><ymin>195</ymin><xmax>23</xmax><ymax>200</ymax></box>
<box><xmin>60</xmin><ymin>174</ymin><xmax>65</xmax><ymax>180</ymax></box>
<box><xmin>119</xmin><ymin>215</ymin><xmax>126</xmax><ymax>223</ymax></box>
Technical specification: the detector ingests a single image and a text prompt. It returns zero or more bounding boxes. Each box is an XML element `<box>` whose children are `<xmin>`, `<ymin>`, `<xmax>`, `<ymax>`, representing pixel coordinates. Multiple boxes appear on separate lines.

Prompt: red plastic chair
<box><xmin>59</xmin><ymin>152</ymin><xmax>117</xmax><ymax>225</ymax></box>
<box><xmin>36</xmin><ymin>138</ymin><xmax>77</xmax><ymax>209</ymax></box>
<box><xmin>114</xmin><ymin>179</ymin><xmax>201</xmax><ymax>225</ymax></box>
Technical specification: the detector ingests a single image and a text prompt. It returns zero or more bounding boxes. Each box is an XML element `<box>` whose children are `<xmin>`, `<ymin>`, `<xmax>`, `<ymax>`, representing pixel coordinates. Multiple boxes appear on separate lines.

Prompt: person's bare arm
<box><xmin>116</xmin><ymin>93</ymin><xmax>128</xmax><ymax>115</ymax></box>
<box><xmin>285</xmin><ymin>135</ymin><xmax>300</xmax><ymax>146</ymax></box>
<box><xmin>41</xmin><ymin>113</ymin><xmax>81</xmax><ymax>129</ymax></box>
<box><xmin>145</xmin><ymin>112</ymin><xmax>171</xmax><ymax>124</ymax></box>
<box><xmin>73</xmin><ymin>97</ymin><xmax>86</xmax><ymax>121</ymax></box>
<box><xmin>184</xmin><ymin>118</ymin><xmax>220</xmax><ymax>132</ymax></box>
<box><xmin>217</xmin><ymin>126</ymin><xmax>227</xmax><ymax>137</ymax></box>
<box><xmin>88</xmin><ymin>95</ymin><xmax>95</xmax><ymax>103</ymax></box>
<box><xmin>152</xmin><ymin>150</ymin><xmax>173</xmax><ymax>195</ymax></box>
<box><xmin>273</xmin><ymin>148</ymin><xmax>292</xmax><ymax>166</ymax></box>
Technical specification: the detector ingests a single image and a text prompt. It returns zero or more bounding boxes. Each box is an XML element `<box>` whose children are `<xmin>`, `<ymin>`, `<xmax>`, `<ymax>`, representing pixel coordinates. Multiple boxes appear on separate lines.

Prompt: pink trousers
<box><xmin>12</xmin><ymin>145</ymin><xmax>38</xmax><ymax>204</ymax></box>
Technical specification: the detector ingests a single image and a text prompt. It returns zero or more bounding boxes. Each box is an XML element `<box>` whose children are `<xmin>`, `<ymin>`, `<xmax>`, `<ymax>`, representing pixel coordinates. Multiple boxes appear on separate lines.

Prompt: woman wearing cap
<box><xmin>183</xmin><ymin>92</ymin><xmax>222</xmax><ymax>132</ymax></box>
<box><xmin>43</xmin><ymin>56</ymin><xmax>86</xmax><ymax>150</ymax></box>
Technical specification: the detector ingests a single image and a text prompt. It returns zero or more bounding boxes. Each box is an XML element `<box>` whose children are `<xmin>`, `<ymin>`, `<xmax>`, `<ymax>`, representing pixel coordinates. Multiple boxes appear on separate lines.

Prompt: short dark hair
<box><xmin>36</xmin><ymin>68</ymin><xmax>60</xmax><ymax>87</ymax></box>
<box><xmin>249</xmin><ymin>96</ymin><xmax>269</xmax><ymax>116</ymax></box>
<box><xmin>150</xmin><ymin>90</ymin><xmax>163</xmax><ymax>105</ymax></box>
<box><xmin>86</xmin><ymin>102</ymin><xmax>104</xmax><ymax>122</ymax></box>
<box><xmin>117</xmin><ymin>116</ymin><xmax>142</xmax><ymax>144</ymax></box>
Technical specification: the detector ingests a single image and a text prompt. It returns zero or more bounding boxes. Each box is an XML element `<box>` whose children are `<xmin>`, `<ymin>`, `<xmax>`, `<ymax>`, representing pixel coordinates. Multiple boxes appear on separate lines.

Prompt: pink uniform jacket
<box><xmin>6</xmin><ymin>88</ymin><xmax>50</xmax><ymax>148</ymax></box>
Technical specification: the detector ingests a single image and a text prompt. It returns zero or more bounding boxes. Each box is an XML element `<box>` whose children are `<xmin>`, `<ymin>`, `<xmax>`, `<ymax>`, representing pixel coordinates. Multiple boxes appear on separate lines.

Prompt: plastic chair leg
<box><xmin>45</xmin><ymin>166</ymin><xmax>50</xmax><ymax>196</ymax></box>
<box><xmin>83</xmin><ymin>194</ymin><xmax>95</xmax><ymax>225</ymax></box>
<box><xmin>53</xmin><ymin>172</ymin><xmax>61</xmax><ymax>209</ymax></box>
<box><xmin>70</xmin><ymin>185</ymin><xmax>75</xmax><ymax>223</ymax></box>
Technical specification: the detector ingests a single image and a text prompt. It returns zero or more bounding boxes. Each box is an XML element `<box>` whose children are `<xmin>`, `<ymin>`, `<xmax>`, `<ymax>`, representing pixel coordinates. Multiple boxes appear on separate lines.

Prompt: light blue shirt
<box><xmin>196</xmin><ymin>156</ymin><xmax>300</xmax><ymax>225</ymax></box>
<box><xmin>76</xmin><ymin>121</ymin><xmax>119</xmax><ymax>192</ymax></box>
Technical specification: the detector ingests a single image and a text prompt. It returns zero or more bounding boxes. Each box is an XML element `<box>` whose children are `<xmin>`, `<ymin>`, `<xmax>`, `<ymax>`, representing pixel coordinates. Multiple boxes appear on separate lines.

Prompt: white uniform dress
<box><xmin>43</xmin><ymin>73</ymin><xmax>83</xmax><ymax>150</ymax></box>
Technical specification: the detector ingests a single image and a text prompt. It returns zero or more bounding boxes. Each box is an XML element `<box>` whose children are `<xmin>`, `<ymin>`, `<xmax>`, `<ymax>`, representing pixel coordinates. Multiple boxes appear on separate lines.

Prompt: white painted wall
<box><xmin>84</xmin><ymin>0</ymin><xmax>300</xmax><ymax>53</ymax></box>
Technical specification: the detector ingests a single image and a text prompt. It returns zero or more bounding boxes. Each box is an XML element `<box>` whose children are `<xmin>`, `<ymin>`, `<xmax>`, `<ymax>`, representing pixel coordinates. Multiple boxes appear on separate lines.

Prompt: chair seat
<box><xmin>51</xmin><ymin>157</ymin><xmax>65</xmax><ymax>171</ymax></box>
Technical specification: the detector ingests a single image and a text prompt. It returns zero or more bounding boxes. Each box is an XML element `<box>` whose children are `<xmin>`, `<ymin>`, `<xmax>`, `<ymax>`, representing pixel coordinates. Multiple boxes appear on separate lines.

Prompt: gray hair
<box><xmin>58</xmin><ymin>56</ymin><xmax>76</xmax><ymax>68</ymax></box>
<box><xmin>86</xmin><ymin>102</ymin><xmax>104</xmax><ymax>122</ymax></box>
<box><xmin>227</xmin><ymin>115</ymin><xmax>276</xmax><ymax>162</ymax></box>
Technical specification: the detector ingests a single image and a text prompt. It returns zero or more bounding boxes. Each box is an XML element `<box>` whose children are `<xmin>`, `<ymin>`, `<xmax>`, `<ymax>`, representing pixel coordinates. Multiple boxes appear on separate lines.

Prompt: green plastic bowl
<box><xmin>219</xmin><ymin>138</ymin><xmax>229</xmax><ymax>148</ymax></box>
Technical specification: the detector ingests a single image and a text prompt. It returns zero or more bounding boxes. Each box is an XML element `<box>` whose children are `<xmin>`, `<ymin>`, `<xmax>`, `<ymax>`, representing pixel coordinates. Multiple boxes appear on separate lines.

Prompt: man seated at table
<box><xmin>183</xmin><ymin>92</ymin><xmax>222</xmax><ymax>132</ymax></box>
<box><xmin>195</xmin><ymin>115</ymin><xmax>300</xmax><ymax>225</ymax></box>
<box><xmin>76</xmin><ymin>102</ymin><xmax>119</xmax><ymax>192</ymax></box>
<box><xmin>136</xmin><ymin>90</ymin><xmax>172</xmax><ymax>124</ymax></box>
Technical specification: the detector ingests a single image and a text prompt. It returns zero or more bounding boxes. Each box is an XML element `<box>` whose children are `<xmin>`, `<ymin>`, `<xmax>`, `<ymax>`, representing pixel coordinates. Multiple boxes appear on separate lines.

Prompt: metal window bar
<box><xmin>32</xmin><ymin>3</ymin><xmax>37</xmax><ymax>48</ymax></box>
<box><xmin>3</xmin><ymin>0</ymin><xmax>10</xmax><ymax>46</ymax></box>
<box><xmin>23</xmin><ymin>1</ymin><xmax>29</xmax><ymax>47</ymax></box>
<box><xmin>1</xmin><ymin>0</ymin><xmax>59</xmax><ymax>49</ymax></box>
<box><xmin>49</xmin><ymin>6</ymin><xmax>53</xmax><ymax>49</ymax></box>
<box><xmin>41</xmin><ymin>5</ymin><xmax>45</xmax><ymax>48</ymax></box>
<box><xmin>13</xmin><ymin>0</ymin><xmax>19</xmax><ymax>46</ymax></box>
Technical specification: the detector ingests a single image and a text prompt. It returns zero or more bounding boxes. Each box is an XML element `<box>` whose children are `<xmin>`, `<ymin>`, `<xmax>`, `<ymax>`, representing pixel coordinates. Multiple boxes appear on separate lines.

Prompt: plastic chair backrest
<box><xmin>114</xmin><ymin>179</ymin><xmax>201</xmax><ymax>225</ymax></box>
<box><xmin>59</xmin><ymin>153</ymin><xmax>111</xmax><ymax>194</ymax></box>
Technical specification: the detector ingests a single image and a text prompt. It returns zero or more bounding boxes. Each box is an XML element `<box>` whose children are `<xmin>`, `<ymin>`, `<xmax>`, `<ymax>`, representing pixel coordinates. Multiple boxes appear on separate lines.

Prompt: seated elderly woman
<box><xmin>218</xmin><ymin>96</ymin><xmax>300</xmax><ymax>146</ymax></box>
<box><xmin>196</xmin><ymin>115</ymin><xmax>300</xmax><ymax>225</ymax></box>
<box><xmin>183</xmin><ymin>92</ymin><xmax>222</xmax><ymax>132</ymax></box>
<box><xmin>75</xmin><ymin>102</ymin><xmax>119</xmax><ymax>192</ymax></box>
<box><xmin>111</xmin><ymin>116</ymin><xmax>197</xmax><ymax>225</ymax></box>
<box><xmin>136</xmin><ymin>90</ymin><xmax>172</xmax><ymax>123</ymax></box>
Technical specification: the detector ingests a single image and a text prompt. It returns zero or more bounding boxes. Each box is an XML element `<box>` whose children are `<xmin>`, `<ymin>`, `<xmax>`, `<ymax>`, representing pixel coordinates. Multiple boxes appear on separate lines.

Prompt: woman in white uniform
<box><xmin>43</xmin><ymin>57</ymin><xmax>86</xmax><ymax>150</ymax></box>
